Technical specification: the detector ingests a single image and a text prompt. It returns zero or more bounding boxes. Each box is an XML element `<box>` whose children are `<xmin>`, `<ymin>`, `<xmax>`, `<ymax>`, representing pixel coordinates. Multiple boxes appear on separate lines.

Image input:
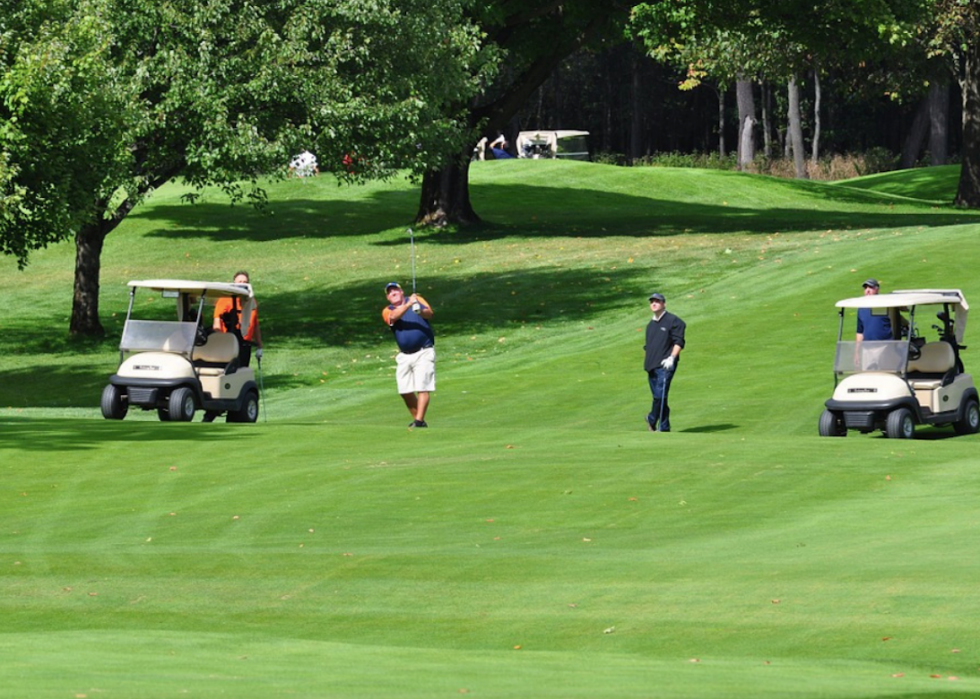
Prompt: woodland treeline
<box><xmin>512</xmin><ymin>44</ymin><xmax>960</xmax><ymax>171</ymax></box>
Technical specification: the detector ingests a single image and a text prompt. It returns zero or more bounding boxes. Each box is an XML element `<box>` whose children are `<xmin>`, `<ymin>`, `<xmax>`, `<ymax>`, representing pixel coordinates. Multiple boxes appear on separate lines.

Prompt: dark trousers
<box><xmin>647</xmin><ymin>367</ymin><xmax>675</xmax><ymax>431</ymax></box>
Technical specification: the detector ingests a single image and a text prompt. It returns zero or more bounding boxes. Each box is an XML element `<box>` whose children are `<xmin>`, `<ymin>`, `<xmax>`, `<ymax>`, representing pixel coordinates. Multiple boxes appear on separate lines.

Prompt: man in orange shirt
<box><xmin>213</xmin><ymin>270</ymin><xmax>263</xmax><ymax>368</ymax></box>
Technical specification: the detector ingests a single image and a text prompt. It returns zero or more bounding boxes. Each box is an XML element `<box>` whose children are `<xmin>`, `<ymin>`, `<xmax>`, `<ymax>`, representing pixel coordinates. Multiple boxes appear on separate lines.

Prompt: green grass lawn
<box><xmin>2</xmin><ymin>161</ymin><xmax>980</xmax><ymax>697</ymax></box>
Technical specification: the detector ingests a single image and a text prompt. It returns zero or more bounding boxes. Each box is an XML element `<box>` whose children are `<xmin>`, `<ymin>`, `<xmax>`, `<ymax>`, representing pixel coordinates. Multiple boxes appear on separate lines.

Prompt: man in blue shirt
<box><xmin>382</xmin><ymin>282</ymin><xmax>435</xmax><ymax>428</ymax></box>
<box><xmin>856</xmin><ymin>278</ymin><xmax>893</xmax><ymax>341</ymax></box>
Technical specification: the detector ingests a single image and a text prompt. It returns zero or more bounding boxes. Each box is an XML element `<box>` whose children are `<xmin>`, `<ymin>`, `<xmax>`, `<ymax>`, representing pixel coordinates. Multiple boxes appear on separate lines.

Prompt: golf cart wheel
<box><xmin>954</xmin><ymin>399</ymin><xmax>980</xmax><ymax>435</ymax></box>
<box><xmin>168</xmin><ymin>387</ymin><xmax>196</xmax><ymax>422</ymax></box>
<box><xmin>818</xmin><ymin>409</ymin><xmax>846</xmax><ymax>437</ymax></box>
<box><xmin>228</xmin><ymin>390</ymin><xmax>259</xmax><ymax>423</ymax></box>
<box><xmin>885</xmin><ymin>407</ymin><xmax>915</xmax><ymax>439</ymax></box>
<box><xmin>100</xmin><ymin>384</ymin><xmax>128</xmax><ymax>420</ymax></box>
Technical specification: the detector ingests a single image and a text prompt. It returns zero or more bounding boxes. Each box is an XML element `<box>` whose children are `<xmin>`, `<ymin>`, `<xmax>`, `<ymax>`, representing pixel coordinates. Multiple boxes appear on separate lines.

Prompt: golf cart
<box><xmin>819</xmin><ymin>289</ymin><xmax>979</xmax><ymax>439</ymax></box>
<box><xmin>516</xmin><ymin>130</ymin><xmax>590</xmax><ymax>160</ymax></box>
<box><xmin>101</xmin><ymin>280</ymin><xmax>261</xmax><ymax>423</ymax></box>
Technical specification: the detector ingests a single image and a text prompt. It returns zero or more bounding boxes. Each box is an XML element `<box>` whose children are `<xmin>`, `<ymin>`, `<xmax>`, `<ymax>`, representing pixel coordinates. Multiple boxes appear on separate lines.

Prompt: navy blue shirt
<box><xmin>385</xmin><ymin>298</ymin><xmax>435</xmax><ymax>354</ymax></box>
<box><xmin>857</xmin><ymin>308</ymin><xmax>893</xmax><ymax>341</ymax></box>
<box><xmin>644</xmin><ymin>312</ymin><xmax>686</xmax><ymax>372</ymax></box>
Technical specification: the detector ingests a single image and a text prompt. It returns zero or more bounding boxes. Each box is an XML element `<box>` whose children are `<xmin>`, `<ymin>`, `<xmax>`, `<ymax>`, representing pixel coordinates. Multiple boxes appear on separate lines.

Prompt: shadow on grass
<box><xmin>680</xmin><ymin>423</ymin><xmax>738</xmax><ymax>433</ymax></box>
<box><xmin>131</xmin><ymin>182</ymin><xmax>980</xmax><ymax>244</ymax></box>
<box><xmin>0</xmin><ymin>362</ymin><xmax>112</xmax><ymax>409</ymax></box>
<box><xmin>0</xmin><ymin>264</ymin><xmax>650</xmax><ymax>407</ymax></box>
<box><xmin>261</xmin><ymin>265</ymin><xmax>652</xmax><ymax>349</ymax></box>
<box><xmin>0</xmin><ymin>417</ymin><xmax>253</xmax><ymax>451</ymax></box>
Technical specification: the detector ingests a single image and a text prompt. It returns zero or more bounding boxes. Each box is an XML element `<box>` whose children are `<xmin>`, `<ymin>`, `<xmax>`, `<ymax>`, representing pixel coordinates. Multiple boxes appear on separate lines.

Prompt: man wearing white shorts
<box><xmin>382</xmin><ymin>282</ymin><xmax>436</xmax><ymax>428</ymax></box>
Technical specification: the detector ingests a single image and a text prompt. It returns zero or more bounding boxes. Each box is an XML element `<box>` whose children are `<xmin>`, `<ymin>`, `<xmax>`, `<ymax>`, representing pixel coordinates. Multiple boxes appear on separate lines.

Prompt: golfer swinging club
<box><xmin>382</xmin><ymin>282</ymin><xmax>435</xmax><ymax>428</ymax></box>
<box><xmin>643</xmin><ymin>292</ymin><xmax>686</xmax><ymax>432</ymax></box>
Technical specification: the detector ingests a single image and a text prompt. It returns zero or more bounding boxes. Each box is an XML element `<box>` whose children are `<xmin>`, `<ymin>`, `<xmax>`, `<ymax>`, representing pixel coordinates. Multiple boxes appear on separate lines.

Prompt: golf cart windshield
<box><xmin>120</xmin><ymin>320</ymin><xmax>197</xmax><ymax>354</ymax></box>
<box><xmin>834</xmin><ymin>340</ymin><xmax>909</xmax><ymax>373</ymax></box>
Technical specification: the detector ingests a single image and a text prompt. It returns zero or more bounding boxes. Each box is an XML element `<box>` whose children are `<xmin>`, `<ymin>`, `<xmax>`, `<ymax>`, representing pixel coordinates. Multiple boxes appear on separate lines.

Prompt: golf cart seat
<box><xmin>906</xmin><ymin>341</ymin><xmax>956</xmax><ymax>388</ymax></box>
<box><xmin>191</xmin><ymin>331</ymin><xmax>240</xmax><ymax>375</ymax></box>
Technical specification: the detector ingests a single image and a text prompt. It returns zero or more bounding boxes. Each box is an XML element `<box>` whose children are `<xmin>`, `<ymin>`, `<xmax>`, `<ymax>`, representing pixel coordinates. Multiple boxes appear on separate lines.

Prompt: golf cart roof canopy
<box><xmin>127</xmin><ymin>279</ymin><xmax>253</xmax><ymax>299</ymax></box>
<box><xmin>836</xmin><ymin>289</ymin><xmax>968</xmax><ymax>343</ymax></box>
<box><xmin>835</xmin><ymin>289</ymin><xmax>968</xmax><ymax>311</ymax></box>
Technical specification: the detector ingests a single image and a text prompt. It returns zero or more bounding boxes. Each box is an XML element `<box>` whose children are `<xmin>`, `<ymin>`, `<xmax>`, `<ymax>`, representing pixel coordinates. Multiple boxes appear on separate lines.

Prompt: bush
<box><xmin>634</xmin><ymin>151</ymin><xmax>738</xmax><ymax>170</ymax></box>
<box><xmin>592</xmin><ymin>152</ymin><xmax>627</xmax><ymax>166</ymax></box>
<box><xmin>600</xmin><ymin>149</ymin><xmax>901</xmax><ymax>181</ymax></box>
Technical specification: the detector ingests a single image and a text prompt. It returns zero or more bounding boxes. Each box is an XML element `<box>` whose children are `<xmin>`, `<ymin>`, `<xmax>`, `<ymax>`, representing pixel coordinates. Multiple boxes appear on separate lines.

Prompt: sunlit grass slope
<box><xmin>2</xmin><ymin>162</ymin><xmax>980</xmax><ymax>698</ymax></box>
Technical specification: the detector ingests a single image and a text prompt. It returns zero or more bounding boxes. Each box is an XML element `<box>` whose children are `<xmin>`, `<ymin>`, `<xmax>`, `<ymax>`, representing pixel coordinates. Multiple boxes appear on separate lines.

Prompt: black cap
<box><xmin>648</xmin><ymin>292</ymin><xmax>666</xmax><ymax>302</ymax></box>
<box><xmin>384</xmin><ymin>282</ymin><xmax>402</xmax><ymax>291</ymax></box>
<box><xmin>862</xmin><ymin>278</ymin><xmax>880</xmax><ymax>289</ymax></box>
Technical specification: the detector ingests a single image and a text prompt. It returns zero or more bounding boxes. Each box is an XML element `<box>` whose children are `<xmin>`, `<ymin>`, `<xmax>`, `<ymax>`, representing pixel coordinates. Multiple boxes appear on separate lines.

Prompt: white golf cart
<box><xmin>101</xmin><ymin>280</ymin><xmax>261</xmax><ymax>423</ymax></box>
<box><xmin>516</xmin><ymin>130</ymin><xmax>590</xmax><ymax>160</ymax></box>
<box><xmin>820</xmin><ymin>289</ymin><xmax>979</xmax><ymax>439</ymax></box>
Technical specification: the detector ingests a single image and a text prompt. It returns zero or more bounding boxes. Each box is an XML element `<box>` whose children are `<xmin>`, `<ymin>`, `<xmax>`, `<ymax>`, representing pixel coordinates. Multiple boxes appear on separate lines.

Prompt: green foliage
<box><xmin>0</xmin><ymin>0</ymin><xmax>490</xmax><ymax>268</ymax></box>
<box><xmin>635</xmin><ymin>150</ymin><xmax>738</xmax><ymax>170</ymax></box>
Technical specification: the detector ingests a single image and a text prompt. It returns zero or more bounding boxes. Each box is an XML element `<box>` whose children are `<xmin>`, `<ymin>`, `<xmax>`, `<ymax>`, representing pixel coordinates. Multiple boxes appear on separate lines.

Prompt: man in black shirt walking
<box><xmin>643</xmin><ymin>292</ymin><xmax>686</xmax><ymax>432</ymax></box>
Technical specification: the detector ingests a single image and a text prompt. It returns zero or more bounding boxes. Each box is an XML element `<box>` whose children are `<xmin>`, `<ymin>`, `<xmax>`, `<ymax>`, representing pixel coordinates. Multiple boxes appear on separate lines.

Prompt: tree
<box><xmin>414</xmin><ymin>0</ymin><xmax>646</xmax><ymax>226</ymax></box>
<box><xmin>0</xmin><ymin>0</ymin><xmax>487</xmax><ymax>335</ymax></box>
<box><xmin>921</xmin><ymin>0</ymin><xmax>980</xmax><ymax>206</ymax></box>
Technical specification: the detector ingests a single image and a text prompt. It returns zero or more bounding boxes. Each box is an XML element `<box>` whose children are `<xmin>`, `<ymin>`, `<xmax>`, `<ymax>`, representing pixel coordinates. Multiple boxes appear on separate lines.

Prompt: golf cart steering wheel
<box><xmin>908</xmin><ymin>336</ymin><xmax>924</xmax><ymax>361</ymax></box>
<box><xmin>195</xmin><ymin>325</ymin><xmax>213</xmax><ymax>347</ymax></box>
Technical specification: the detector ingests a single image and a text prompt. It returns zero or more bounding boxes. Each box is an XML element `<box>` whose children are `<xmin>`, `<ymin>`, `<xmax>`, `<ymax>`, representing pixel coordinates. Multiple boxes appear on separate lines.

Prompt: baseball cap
<box><xmin>862</xmin><ymin>278</ymin><xmax>880</xmax><ymax>289</ymax></box>
<box><xmin>648</xmin><ymin>292</ymin><xmax>666</xmax><ymax>302</ymax></box>
<box><xmin>384</xmin><ymin>282</ymin><xmax>402</xmax><ymax>291</ymax></box>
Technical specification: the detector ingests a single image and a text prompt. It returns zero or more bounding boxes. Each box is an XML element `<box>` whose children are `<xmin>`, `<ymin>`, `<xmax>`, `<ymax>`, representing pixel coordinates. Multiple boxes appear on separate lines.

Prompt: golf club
<box><xmin>658</xmin><ymin>373</ymin><xmax>667</xmax><ymax>431</ymax></box>
<box><xmin>257</xmin><ymin>353</ymin><xmax>267</xmax><ymax>422</ymax></box>
<box><xmin>409</xmin><ymin>227</ymin><xmax>416</xmax><ymax>295</ymax></box>
<box><xmin>409</xmin><ymin>227</ymin><xmax>420</xmax><ymax>312</ymax></box>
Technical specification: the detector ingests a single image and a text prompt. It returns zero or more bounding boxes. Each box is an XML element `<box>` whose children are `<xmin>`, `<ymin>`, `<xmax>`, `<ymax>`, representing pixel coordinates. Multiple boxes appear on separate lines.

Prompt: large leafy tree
<box><xmin>414</xmin><ymin>0</ymin><xmax>648</xmax><ymax>226</ymax></box>
<box><xmin>0</xmin><ymin>0</ymin><xmax>488</xmax><ymax>335</ymax></box>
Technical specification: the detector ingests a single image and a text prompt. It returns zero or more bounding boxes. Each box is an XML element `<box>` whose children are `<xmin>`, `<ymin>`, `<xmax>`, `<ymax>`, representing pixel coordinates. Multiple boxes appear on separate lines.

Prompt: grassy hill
<box><xmin>2</xmin><ymin>161</ymin><xmax>980</xmax><ymax>697</ymax></box>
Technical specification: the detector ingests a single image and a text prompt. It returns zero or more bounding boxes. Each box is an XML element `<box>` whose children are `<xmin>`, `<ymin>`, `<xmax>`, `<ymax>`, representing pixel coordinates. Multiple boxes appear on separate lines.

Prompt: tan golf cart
<box><xmin>820</xmin><ymin>289</ymin><xmax>978</xmax><ymax>439</ymax></box>
<box><xmin>101</xmin><ymin>280</ymin><xmax>260</xmax><ymax>422</ymax></box>
<box><xmin>516</xmin><ymin>130</ymin><xmax>590</xmax><ymax>160</ymax></box>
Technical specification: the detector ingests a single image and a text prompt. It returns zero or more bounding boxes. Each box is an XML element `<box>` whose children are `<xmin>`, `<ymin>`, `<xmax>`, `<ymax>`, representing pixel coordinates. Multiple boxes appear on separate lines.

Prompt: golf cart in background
<box><xmin>101</xmin><ymin>280</ymin><xmax>261</xmax><ymax>423</ymax></box>
<box><xmin>819</xmin><ymin>289</ymin><xmax>978</xmax><ymax>439</ymax></box>
<box><xmin>516</xmin><ymin>130</ymin><xmax>590</xmax><ymax>160</ymax></box>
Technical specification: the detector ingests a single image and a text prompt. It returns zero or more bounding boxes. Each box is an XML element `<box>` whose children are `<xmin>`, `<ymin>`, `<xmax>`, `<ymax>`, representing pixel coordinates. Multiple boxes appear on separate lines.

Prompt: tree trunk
<box><xmin>717</xmin><ymin>86</ymin><xmax>726</xmax><ymax>157</ymax></box>
<box><xmin>70</xmin><ymin>221</ymin><xmax>110</xmax><ymax>336</ymax></box>
<box><xmin>416</xmin><ymin>154</ymin><xmax>480</xmax><ymax>226</ymax></box>
<box><xmin>900</xmin><ymin>97</ymin><xmax>929</xmax><ymax>169</ymax></box>
<box><xmin>629</xmin><ymin>50</ymin><xmax>643</xmax><ymax>163</ymax></box>
<box><xmin>761</xmin><ymin>82</ymin><xmax>772</xmax><ymax>158</ymax></box>
<box><xmin>736</xmin><ymin>78</ymin><xmax>755</xmax><ymax>169</ymax></box>
<box><xmin>811</xmin><ymin>68</ymin><xmax>822</xmax><ymax>164</ymax></box>
<box><xmin>787</xmin><ymin>75</ymin><xmax>808</xmax><ymax>179</ymax></box>
<box><xmin>928</xmin><ymin>80</ymin><xmax>949</xmax><ymax>166</ymax></box>
<box><xmin>69</xmin><ymin>176</ymin><xmax>169</xmax><ymax>337</ymax></box>
<box><xmin>956</xmin><ymin>43</ymin><xmax>980</xmax><ymax>207</ymax></box>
